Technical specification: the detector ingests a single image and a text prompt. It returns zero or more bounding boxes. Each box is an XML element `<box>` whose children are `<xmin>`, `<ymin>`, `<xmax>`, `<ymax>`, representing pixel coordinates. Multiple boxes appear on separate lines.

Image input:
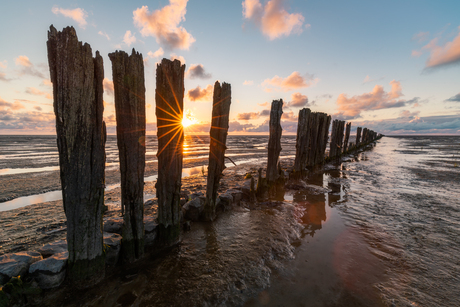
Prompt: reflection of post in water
<box><xmin>203</xmin><ymin>222</ymin><xmax>220</xmax><ymax>257</ymax></box>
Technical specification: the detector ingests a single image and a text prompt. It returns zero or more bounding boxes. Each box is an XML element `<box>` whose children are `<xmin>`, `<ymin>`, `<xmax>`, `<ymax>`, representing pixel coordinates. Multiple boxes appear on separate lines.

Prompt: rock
<box><xmin>189</xmin><ymin>191</ymin><xmax>204</xmax><ymax>200</ymax></box>
<box><xmin>103</xmin><ymin>217</ymin><xmax>124</xmax><ymax>235</ymax></box>
<box><xmin>0</xmin><ymin>251</ymin><xmax>43</xmax><ymax>284</ymax></box>
<box><xmin>217</xmin><ymin>193</ymin><xmax>233</xmax><ymax>212</ymax></box>
<box><xmin>103</xmin><ymin>232</ymin><xmax>122</xmax><ymax>266</ymax></box>
<box><xmin>226</xmin><ymin>189</ymin><xmax>243</xmax><ymax>206</ymax></box>
<box><xmin>183</xmin><ymin>196</ymin><xmax>206</xmax><ymax>221</ymax></box>
<box><xmin>29</xmin><ymin>252</ymin><xmax>68</xmax><ymax>289</ymax></box>
<box><xmin>144</xmin><ymin>199</ymin><xmax>155</xmax><ymax>207</ymax></box>
<box><xmin>144</xmin><ymin>216</ymin><xmax>158</xmax><ymax>246</ymax></box>
<box><xmin>38</xmin><ymin>240</ymin><xmax>67</xmax><ymax>258</ymax></box>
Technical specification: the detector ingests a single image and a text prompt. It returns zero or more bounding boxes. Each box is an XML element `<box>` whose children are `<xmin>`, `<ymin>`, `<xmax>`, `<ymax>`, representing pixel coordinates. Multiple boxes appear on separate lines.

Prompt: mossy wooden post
<box><xmin>293</xmin><ymin>108</ymin><xmax>311</xmax><ymax>176</ymax></box>
<box><xmin>343</xmin><ymin>122</ymin><xmax>351</xmax><ymax>154</ymax></box>
<box><xmin>267</xmin><ymin>99</ymin><xmax>283</xmax><ymax>184</ymax></box>
<box><xmin>356</xmin><ymin>127</ymin><xmax>362</xmax><ymax>146</ymax></box>
<box><xmin>204</xmin><ymin>81</ymin><xmax>231</xmax><ymax>221</ymax></box>
<box><xmin>155</xmin><ymin>59</ymin><xmax>185</xmax><ymax>246</ymax></box>
<box><xmin>47</xmin><ymin>25</ymin><xmax>105</xmax><ymax>284</ymax></box>
<box><xmin>109</xmin><ymin>49</ymin><xmax>146</xmax><ymax>262</ymax></box>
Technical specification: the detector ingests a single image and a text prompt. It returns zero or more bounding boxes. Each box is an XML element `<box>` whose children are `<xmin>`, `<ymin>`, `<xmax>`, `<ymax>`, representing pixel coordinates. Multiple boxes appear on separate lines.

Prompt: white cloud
<box><xmin>51</xmin><ymin>7</ymin><xmax>88</xmax><ymax>29</ymax></box>
<box><xmin>123</xmin><ymin>30</ymin><xmax>137</xmax><ymax>46</ymax></box>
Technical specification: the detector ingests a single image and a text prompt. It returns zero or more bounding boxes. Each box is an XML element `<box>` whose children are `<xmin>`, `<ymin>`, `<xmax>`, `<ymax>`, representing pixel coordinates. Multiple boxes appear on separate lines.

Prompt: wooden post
<box><xmin>155</xmin><ymin>59</ymin><xmax>185</xmax><ymax>246</ymax></box>
<box><xmin>315</xmin><ymin>113</ymin><xmax>331</xmax><ymax>166</ymax></box>
<box><xmin>330</xmin><ymin>120</ymin><xmax>345</xmax><ymax>159</ymax></box>
<box><xmin>356</xmin><ymin>127</ymin><xmax>362</xmax><ymax>146</ymax></box>
<box><xmin>306</xmin><ymin>112</ymin><xmax>319</xmax><ymax>168</ymax></box>
<box><xmin>47</xmin><ymin>25</ymin><xmax>105</xmax><ymax>284</ymax></box>
<box><xmin>109</xmin><ymin>49</ymin><xmax>146</xmax><ymax>262</ymax></box>
<box><xmin>293</xmin><ymin>108</ymin><xmax>311</xmax><ymax>175</ymax></box>
<box><xmin>266</xmin><ymin>99</ymin><xmax>283</xmax><ymax>184</ymax></box>
<box><xmin>343</xmin><ymin>122</ymin><xmax>351</xmax><ymax>154</ymax></box>
<box><xmin>204</xmin><ymin>81</ymin><xmax>231</xmax><ymax>221</ymax></box>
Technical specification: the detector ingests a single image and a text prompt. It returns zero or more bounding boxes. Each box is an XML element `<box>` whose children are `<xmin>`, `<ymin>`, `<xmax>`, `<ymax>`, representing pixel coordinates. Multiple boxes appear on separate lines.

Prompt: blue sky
<box><xmin>0</xmin><ymin>0</ymin><xmax>459</xmax><ymax>135</ymax></box>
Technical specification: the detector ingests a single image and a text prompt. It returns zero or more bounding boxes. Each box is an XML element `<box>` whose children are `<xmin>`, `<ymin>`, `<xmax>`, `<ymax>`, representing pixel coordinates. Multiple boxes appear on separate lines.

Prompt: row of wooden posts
<box><xmin>46</xmin><ymin>25</ymin><xmax>381</xmax><ymax>284</ymax></box>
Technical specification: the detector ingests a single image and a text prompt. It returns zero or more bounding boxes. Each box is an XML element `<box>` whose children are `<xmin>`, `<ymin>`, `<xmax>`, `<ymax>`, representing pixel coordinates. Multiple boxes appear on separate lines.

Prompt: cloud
<box><xmin>262</xmin><ymin>71</ymin><xmax>318</xmax><ymax>92</ymax></box>
<box><xmin>334</xmin><ymin>80</ymin><xmax>416</xmax><ymax>119</ymax></box>
<box><xmin>229</xmin><ymin>121</ymin><xmax>256</xmax><ymax>132</ymax></box>
<box><xmin>52</xmin><ymin>7</ymin><xmax>88</xmax><ymax>29</ymax></box>
<box><xmin>411</xmin><ymin>50</ymin><xmax>423</xmax><ymax>57</ymax></box>
<box><xmin>355</xmin><ymin>114</ymin><xmax>460</xmax><ymax>135</ymax></box>
<box><xmin>148</xmin><ymin>48</ymin><xmax>164</xmax><ymax>58</ymax></box>
<box><xmin>260</xmin><ymin>109</ymin><xmax>270</xmax><ymax>116</ymax></box>
<box><xmin>243</xmin><ymin>80</ymin><xmax>254</xmax><ymax>85</ymax></box>
<box><xmin>123</xmin><ymin>30</ymin><xmax>137</xmax><ymax>46</ymax></box>
<box><xmin>0</xmin><ymin>97</ymin><xmax>25</xmax><ymax>111</ymax></box>
<box><xmin>422</xmin><ymin>26</ymin><xmax>460</xmax><ymax>68</ymax></box>
<box><xmin>25</xmin><ymin>87</ymin><xmax>52</xmax><ymax>99</ymax></box>
<box><xmin>170</xmin><ymin>53</ymin><xmax>186</xmax><ymax>64</ymax></box>
<box><xmin>243</xmin><ymin>0</ymin><xmax>305</xmax><ymax>40</ymax></box>
<box><xmin>237</xmin><ymin>112</ymin><xmax>260</xmax><ymax>120</ymax></box>
<box><xmin>98</xmin><ymin>31</ymin><xmax>110</xmax><ymax>40</ymax></box>
<box><xmin>15</xmin><ymin>56</ymin><xmax>45</xmax><ymax>78</ymax></box>
<box><xmin>281</xmin><ymin>109</ymin><xmax>297</xmax><ymax>121</ymax></box>
<box><xmin>363</xmin><ymin>75</ymin><xmax>384</xmax><ymax>84</ymax></box>
<box><xmin>399</xmin><ymin>110</ymin><xmax>420</xmax><ymax>118</ymax></box>
<box><xmin>0</xmin><ymin>61</ymin><xmax>7</xmax><ymax>69</ymax></box>
<box><xmin>42</xmin><ymin>79</ymin><xmax>52</xmax><ymax>87</ymax></box>
<box><xmin>0</xmin><ymin>72</ymin><xmax>12</xmax><ymax>82</ymax></box>
<box><xmin>186</xmin><ymin>64</ymin><xmax>212</xmax><ymax>79</ymax></box>
<box><xmin>133</xmin><ymin>1</ymin><xmax>195</xmax><ymax>50</ymax></box>
<box><xmin>286</xmin><ymin>92</ymin><xmax>308</xmax><ymax>107</ymax></box>
<box><xmin>187</xmin><ymin>84</ymin><xmax>213</xmax><ymax>102</ymax></box>
<box><xmin>412</xmin><ymin>31</ymin><xmax>429</xmax><ymax>43</ymax></box>
<box><xmin>103</xmin><ymin>78</ymin><xmax>114</xmax><ymax>96</ymax></box>
<box><xmin>445</xmin><ymin>93</ymin><xmax>460</xmax><ymax>102</ymax></box>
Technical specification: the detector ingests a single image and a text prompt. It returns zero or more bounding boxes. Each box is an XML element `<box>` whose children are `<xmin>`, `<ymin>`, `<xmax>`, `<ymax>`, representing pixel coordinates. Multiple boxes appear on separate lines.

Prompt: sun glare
<box><xmin>182</xmin><ymin>110</ymin><xmax>198</xmax><ymax>128</ymax></box>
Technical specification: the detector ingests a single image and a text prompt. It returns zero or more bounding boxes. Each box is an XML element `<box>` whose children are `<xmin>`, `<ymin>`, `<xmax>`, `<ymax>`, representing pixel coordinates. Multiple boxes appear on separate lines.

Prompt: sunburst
<box><xmin>182</xmin><ymin>109</ymin><xmax>198</xmax><ymax>128</ymax></box>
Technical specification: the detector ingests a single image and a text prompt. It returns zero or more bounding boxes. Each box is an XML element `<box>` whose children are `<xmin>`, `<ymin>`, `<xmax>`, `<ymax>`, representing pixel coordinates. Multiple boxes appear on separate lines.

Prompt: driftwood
<box><xmin>109</xmin><ymin>49</ymin><xmax>146</xmax><ymax>262</ymax></box>
<box><xmin>356</xmin><ymin>127</ymin><xmax>362</xmax><ymax>146</ymax></box>
<box><xmin>155</xmin><ymin>59</ymin><xmax>185</xmax><ymax>246</ymax></box>
<box><xmin>204</xmin><ymin>81</ymin><xmax>231</xmax><ymax>221</ymax></box>
<box><xmin>293</xmin><ymin>108</ymin><xmax>311</xmax><ymax>175</ymax></box>
<box><xmin>47</xmin><ymin>25</ymin><xmax>105</xmax><ymax>284</ymax></box>
<box><xmin>343</xmin><ymin>122</ymin><xmax>351</xmax><ymax>154</ymax></box>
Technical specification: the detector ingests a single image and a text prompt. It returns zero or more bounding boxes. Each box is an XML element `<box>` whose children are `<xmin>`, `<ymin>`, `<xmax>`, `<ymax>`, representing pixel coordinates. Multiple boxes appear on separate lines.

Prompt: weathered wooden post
<box><xmin>155</xmin><ymin>59</ymin><xmax>185</xmax><ymax>246</ymax></box>
<box><xmin>204</xmin><ymin>81</ymin><xmax>231</xmax><ymax>221</ymax></box>
<box><xmin>315</xmin><ymin>113</ymin><xmax>331</xmax><ymax>165</ymax></box>
<box><xmin>293</xmin><ymin>108</ymin><xmax>311</xmax><ymax>176</ymax></box>
<box><xmin>362</xmin><ymin>128</ymin><xmax>368</xmax><ymax>144</ymax></box>
<box><xmin>109</xmin><ymin>49</ymin><xmax>146</xmax><ymax>262</ymax></box>
<box><xmin>343</xmin><ymin>122</ymin><xmax>351</xmax><ymax>154</ymax></box>
<box><xmin>267</xmin><ymin>99</ymin><xmax>283</xmax><ymax>184</ymax></box>
<box><xmin>47</xmin><ymin>25</ymin><xmax>105</xmax><ymax>284</ymax></box>
<box><xmin>356</xmin><ymin>127</ymin><xmax>362</xmax><ymax>146</ymax></box>
<box><xmin>329</xmin><ymin>120</ymin><xmax>345</xmax><ymax>159</ymax></box>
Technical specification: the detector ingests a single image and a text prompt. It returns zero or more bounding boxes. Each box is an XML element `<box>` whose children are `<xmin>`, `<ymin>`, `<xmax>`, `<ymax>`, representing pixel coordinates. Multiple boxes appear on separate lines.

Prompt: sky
<box><xmin>0</xmin><ymin>0</ymin><xmax>459</xmax><ymax>135</ymax></box>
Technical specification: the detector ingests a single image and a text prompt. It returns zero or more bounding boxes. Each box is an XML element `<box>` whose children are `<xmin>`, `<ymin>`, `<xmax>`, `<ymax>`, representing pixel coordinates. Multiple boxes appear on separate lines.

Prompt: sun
<box><xmin>182</xmin><ymin>109</ymin><xmax>198</xmax><ymax>128</ymax></box>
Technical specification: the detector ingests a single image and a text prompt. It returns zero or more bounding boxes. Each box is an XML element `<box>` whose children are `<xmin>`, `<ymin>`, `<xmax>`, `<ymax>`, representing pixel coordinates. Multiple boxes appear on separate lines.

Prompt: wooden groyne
<box><xmin>0</xmin><ymin>25</ymin><xmax>384</xmax><ymax>298</ymax></box>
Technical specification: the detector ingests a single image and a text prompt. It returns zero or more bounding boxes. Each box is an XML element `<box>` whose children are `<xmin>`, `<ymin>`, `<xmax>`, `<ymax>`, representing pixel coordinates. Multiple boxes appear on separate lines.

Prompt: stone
<box><xmin>103</xmin><ymin>232</ymin><xmax>121</xmax><ymax>266</ymax></box>
<box><xmin>103</xmin><ymin>217</ymin><xmax>124</xmax><ymax>235</ymax></box>
<box><xmin>38</xmin><ymin>240</ymin><xmax>67</xmax><ymax>258</ymax></box>
<box><xmin>225</xmin><ymin>189</ymin><xmax>243</xmax><ymax>206</ymax></box>
<box><xmin>29</xmin><ymin>252</ymin><xmax>68</xmax><ymax>289</ymax></box>
<box><xmin>217</xmin><ymin>193</ymin><xmax>234</xmax><ymax>212</ymax></box>
<box><xmin>144</xmin><ymin>216</ymin><xmax>158</xmax><ymax>246</ymax></box>
<box><xmin>182</xmin><ymin>196</ymin><xmax>206</xmax><ymax>221</ymax></box>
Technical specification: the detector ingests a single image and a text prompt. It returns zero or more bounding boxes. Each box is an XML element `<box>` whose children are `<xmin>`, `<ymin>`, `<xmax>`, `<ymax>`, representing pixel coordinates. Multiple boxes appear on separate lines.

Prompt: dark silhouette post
<box><xmin>343</xmin><ymin>122</ymin><xmax>351</xmax><ymax>154</ymax></box>
<box><xmin>330</xmin><ymin>119</ymin><xmax>345</xmax><ymax>159</ymax></box>
<box><xmin>267</xmin><ymin>99</ymin><xmax>283</xmax><ymax>184</ymax></box>
<box><xmin>356</xmin><ymin>127</ymin><xmax>362</xmax><ymax>146</ymax></box>
<box><xmin>293</xmin><ymin>108</ymin><xmax>311</xmax><ymax>176</ymax></box>
<box><xmin>47</xmin><ymin>25</ymin><xmax>105</xmax><ymax>284</ymax></box>
<box><xmin>155</xmin><ymin>59</ymin><xmax>185</xmax><ymax>246</ymax></box>
<box><xmin>315</xmin><ymin>113</ymin><xmax>331</xmax><ymax>165</ymax></box>
<box><xmin>109</xmin><ymin>49</ymin><xmax>146</xmax><ymax>262</ymax></box>
<box><xmin>204</xmin><ymin>81</ymin><xmax>231</xmax><ymax>221</ymax></box>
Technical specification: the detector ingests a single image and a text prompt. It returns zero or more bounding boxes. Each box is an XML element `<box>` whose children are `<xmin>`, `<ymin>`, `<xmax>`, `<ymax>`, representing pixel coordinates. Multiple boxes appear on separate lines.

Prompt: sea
<box><xmin>0</xmin><ymin>134</ymin><xmax>459</xmax><ymax>306</ymax></box>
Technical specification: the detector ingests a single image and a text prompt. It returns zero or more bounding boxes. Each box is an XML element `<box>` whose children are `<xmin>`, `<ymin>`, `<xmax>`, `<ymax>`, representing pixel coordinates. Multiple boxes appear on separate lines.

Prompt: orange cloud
<box><xmin>237</xmin><ymin>112</ymin><xmax>260</xmax><ymax>120</ymax></box>
<box><xmin>133</xmin><ymin>1</ymin><xmax>195</xmax><ymax>50</ymax></box>
<box><xmin>0</xmin><ymin>97</ymin><xmax>25</xmax><ymax>111</ymax></box>
<box><xmin>186</xmin><ymin>64</ymin><xmax>211</xmax><ymax>79</ymax></box>
<box><xmin>52</xmin><ymin>7</ymin><xmax>88</xmax><ymax>29</ymax></box>
<box><xmin>287</xmin><ymin>92</ymin><xmax>308</xmax><ymax>107</ymax></box>
<box><xmin>262</xmin><ymin>71</ymin><xmax>317</xmax><ymax>92</ymax></box>
<box><xmin>15</xmin><ymin>56</ymin><xmax>45</xmax><ymax>78</ymax></box>
<box><xmin>123</xmin><ymin>31</ymin><xmax>137</xmax><ymax>46</ymax></box>
<box><xmin>98</xmin><ymin>31</ymin><xmax>110</xmax><ymax>40</ymax></box>
<box><xmin>243</xmin><ymin>80</ymin><xmax>254</xmax><ymax>85</ymax></box>
<box><xmin>187</xmin><ymin>84</ymin><xmax>213</xmax><ymax>102</ymax></box>
<box><xmin>0</xmin><ymin>61</ymin><xmax>7</xmax><ymax>69</ymax></box>
<box><xmin>170</xmin><ymin>54</ymin><xmax>186</xmax><ymax>64</ymax></box>
<box><xmin>103</xmin><ymin>78</ymin><xmax>114</xmax><ymax>96</ymax></box>
<box><xmin>15</xmin><ymin>56</ymin><xmax>32</xmax><ymax>67</ymax></box>
<box><xmin>243</xmin><ymin>0</ymin><xmax>305</xmax><ymax>40</ymax></box>
<box><xmin>421</xmin><ymin>26</ymin><xmax>460</xmax><ymax>68</ymax></box>
<box><xmin>335</xmin><ymin>80</ymin><xmax>417</xmax><ymax>119</ymax></box>
<box><xmin>148</xmin><ymin>48</ymin><xmax>164</xmax><ymax>58</ymax></box>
